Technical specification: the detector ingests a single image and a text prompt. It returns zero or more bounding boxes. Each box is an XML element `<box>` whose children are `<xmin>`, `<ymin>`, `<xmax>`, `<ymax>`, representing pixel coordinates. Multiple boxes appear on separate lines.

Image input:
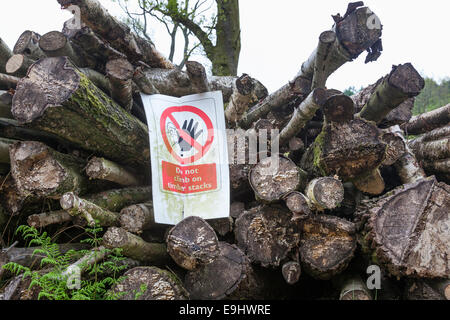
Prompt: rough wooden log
<box><xmin>405</xmin><ymin>279</ymin><xmax>450</xmax><ymax>300</ymax></box>
<box><xmin>421</xmin><ymin>159</ymin><xmax>450</xmax><ymax>182</ymax></box>
<box><xmin>39</xmin><ymin>31</ymin><xmax>89</xmax><ymax>67</ymax></box>
<box><xmin>402</xmin><ymin>104</ymin><xmax>450</xmax><ymax>135</ymax></box>
<box><xmin>12</xmin><ymin>31</ymin><xmax>46</xmax><ymax>60</ymax></box>
<box><xmin>299</xmin><ymin>214</ymin><xmax>356</xmax><ymax>280</ymax></box>
<box><xmin>305</xmin><ymin>177</ymin><xmax>345</xmax><ymax>210</ymax></box>
<box><xmin>408</xmin><ymin>126</ymin><xmax>450</xmax><ymax>144</ymax></box>
<box><xmin>234</xmin><ymin>205</ymin><xmax>301</xmax><ymax>268</ymax></box>
<box><xmin>166</xmin><ymin>216</ymin><xmax>220</xmax><ymax>271</ymax></box>
<box><xmin>387</xmin><ymin>125</ymin><xmax>426</xmax><ymax>184</ymax></box>
<box><xmin>338</xmin><ymin>274</ymin><xmax>372</xmax><ymax>300</ymax></box>
<box><xmin>102</xmin><ymin>227</ymin><xmax>168</xmax><ymax>264</ymax></box>
<box><xmin>0</xmin><ymin>137</ymin><xmax>16</xmax><ymax>164</ymax></box>
<box><xmin>278</xmin><ymin>88</ymin><xmax>327</xmax><ymax>145</ymax></box>
<box><xmin>0</xmin><ymin>73</ymin><xmax>19</xmax><ymax>90</ymax></box>
<box><xmin>282</xmin><ymin>191</ymin><xmax>311</xmax><ymax>219</ymax></box>
<box><xmin>358</xmin><ymin>63</ymin><xmax>424</xmax><ymax>124</ymax></box>
<box><xmin>0</xmin><ymin>91</ymin><xmax>13</xmax><ymax>119</ymax></box>
<box><xmin>282</xmin><ymin>261</ymin><xmax>301</xmax><ymax>285</ymax></box>
<box><xmin>105</xmin><ymin>58</ymin><xmax>134</xmax><ymax>111</ymax></box>
<box><xmin>9</xmin><ymin>141</ymin><xmax>90</xmax><ymax>199</ymax></box>
<box><xmin>186</xmin><ymin>61</ymin><xmax>210</xmax><ymax>93</ymax></box>
<box><xmin>184</xmin><ymin>242</ymin><xmax>264</xmax><ymax>300</ymax></box>
<box><xmin>5</xmin><ymin>54</ymin><xmax>34</xmax><ymax>77</ymax></box>
<box><xmin>57</xmin><ymin>0</ymin><xmax>174</xmax><ymax>69</ymax></box>
<box><xmin>225</xmin><ymin>74</ymin><xmax>258</xmax><ymax>123</ymax></box>
<box><xmin>352</xmin><ymin>168</ymin><xmax>385</xmax><ymax>195</ymax></box>
<box><xmin>249</xmin><ymin>156</ymin><xmax>307</xmax><ymax>203</ymax></box>
<box><xmin>79</xmin><ymin>67</ymin><xmax>109</xmax><ymax>93</ymax></box>
<box><xmin>60</xmin><ymin>192</ymin><xmax>120</xmax><ymax>227</ymax></box>
<box><xmin>86</xmin><ymin>157</ymin><xmax>142</xmax><ymax>187</ymax></box>
<box><xmin>229</xmin><ymin>202</ymin><xmax>245</xmax><ymax>219</ymax></box>
<box><xmin>0</xmin><ymin>37</ymin><xmax>12</xmax><ymax>74</ymax></box>
<box><xmin>27</xmin><ymin>186</ymin><xmax>152</xmax><ymax>227</ymax></box>
<box><xmin>380</xmin><ymin>130</ymin><xmax>407</xmax><ymax>166</ymax></box>
<box><xmin>239</xmin><ymin>4</ymin><xmax>382</xmax><ymax>129</ymax></box>
<box><xmin>118</xmin><ymin>202</ymin><xmax>156</xmax><ymax>234</ymax></box>
<box><xmin>409</xmin><ymin>137</ymin><xmax>450</xmax><ymax>161</ymax></box>
<box><xmin>12</xmin><ymin>57</ymin><xmax>149</xmax><ymax>167</ymax></box>
<box><xmin>356</xmin><ymin>176</ymin><xmax>450</xmax><ymax>278</ymax></box>
<box><xmin>109</xmin><ymin>266</ymin><xmax>188</xmax><ymax>300</ymax></box>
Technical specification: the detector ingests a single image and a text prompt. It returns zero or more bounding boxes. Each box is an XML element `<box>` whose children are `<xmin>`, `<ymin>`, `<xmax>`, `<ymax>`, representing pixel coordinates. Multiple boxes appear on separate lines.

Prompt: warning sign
<box><xmin>141</xmin><ymin>91</ymin><xmax>230</xmax><ymax>225</ymax></box>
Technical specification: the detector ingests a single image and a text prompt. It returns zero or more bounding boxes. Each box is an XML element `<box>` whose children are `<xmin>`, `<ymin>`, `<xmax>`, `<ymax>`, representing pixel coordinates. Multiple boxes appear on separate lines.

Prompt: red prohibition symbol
<box><xmin>160</xmin><ymin>105</ymin><xmax>214</xmax><ymax>165</ymax></box>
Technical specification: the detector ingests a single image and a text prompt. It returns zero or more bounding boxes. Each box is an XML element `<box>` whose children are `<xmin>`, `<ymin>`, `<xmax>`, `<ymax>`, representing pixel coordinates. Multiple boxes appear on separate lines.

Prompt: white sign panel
<box><xmin>141</xmin><ymin>91</ymin><xmax>230</xmax><ymax>225</ymax></box>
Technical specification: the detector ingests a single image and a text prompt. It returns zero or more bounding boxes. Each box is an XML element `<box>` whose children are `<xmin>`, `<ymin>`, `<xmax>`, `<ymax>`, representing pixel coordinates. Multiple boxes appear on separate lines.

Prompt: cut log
<box><xmin>338</xmin><ymin>274</ymin><xmax>372</xmax><ymax>300</ymax></box>
<box><xmin>282</xmin><ymin>261</ymin><xmax>301</xmax><ymax>285</ymax></box>
<box><xmin>60</xmin><ymin>192</ymin><xmax>120</xmax><ymax>227</ymax></box>
<box><xmin>86</xmin><ymin>156</ymin><xmax>142</xmax><ymax>187</ymax></box>
<box><xmin>299</xmin><ymin>214</ymin><xmax>356</xmax><ymax>280</ymax></box>
<box><xmin>421</xmin><ymin>159</ymin><xmax>450</xmax><ymax>182</ymax></box>
<box><xmin>11</xmin><ymin>57</ymin><xmax>150</xmax><ymax>168</ymax></box>
<box><xmin>119</xmin><ymin>202</ymin><xmax>155</xmax><ymax>234</ymax></box>
<box><xmin>0</xmin><ymin>137</ymin><xmax>16</xmax><ymax>164</ymax></box>
<box><xmin>225</xmin><ymin>74</ymin><xmax>258</xmax><ymax>123</ymax></box>
<box><xmin>305</xmin><ymin>177</ymin><xmax>345</xmax><ymax>210</ymax></box>
<box><xmin>230</xmin><ymin>202</ymin><xmax>245</xmax><ymax>219</ymax></box>
<box><xmin>105</xmin><ymin>58</ymin><xmax>134</xmax><ymax>111</ymax></box>
<box><xmin>27</xmin><ymin>186</ymin><xmax>152</xmax><ymax>227</ymax></box>
<box><xmin>239</xmin><ymin>4</ymin><xmax>382</xmax><ymax>129</ymax></box>
<box><xmin>39</xmin><ymin>31</ymin><xmax>89</xmax><ymax>67</ymax></box>
<box><xmin>0</xmin><ymin>91</ymin><xmax>13</xmax><ymax>119</ymax></box>
<box><xmin>0</xmin><ymin>37</ymin><xmax>12</xmax><ymax>74</ymax></box>
<box><xmin>352</xmin><ymin>169</ymin><xmax>385</xmax><ymax>195</ymax></box>
<box><xmin>79</xmin><ymin>67</ymin><xmax>110</xmax><ymax>93</ymax></box>
<box><xmin>402</xmin><ymin>104</ymin><xmax>450</xmax><ymax>135</ymax></box>
<box><xmin>408</xmin><ymin>126</ymin><xmax>450</xmax><ymax>144</ymax></box>
<box><xmin>409</xmin><ymin>137</ymin><xmax>450</xmax><ymax>161</ymax></box>
<box><xmin>12</xmin><ymin>31</ymin><xmax>46</xmax><ymax>60</ymax></box>
<box><xmin>5</xmin><ymin>54</ymin><xmax>34</xmax><ymax>77</ymax></box>
<box><xmin>108</xmin><ymin>266</ymin><xmax>188</xmax><ymax>300</ymax></box>
<box><xmin>207</xmin><ymin>217</ymin><xmax>234</xmax><ymax>237</ymax></box>
<box><xmin>387</xmin><ymin>125</ymin><xmax>426</xmax><ymax>184</ymax></box>
<box><xmin>102</xmin><ymin>227</ymin><xmax>168</xmax><ymax>264</ymax></box>
<box><xmin>322</xmin><ymin>94</ymin><xmax>355</xmax><ymax>123</ymax></box>
<box><xmin>278</xmin><ymin>88</ymin><xmax>327</xmax><ymax>145</ymax></box>
<box><xmin>282</xmin><ymin>191</ymin><xmax>311</xmax><ymax>219</ymax></box>
<box><xmin>0</xmin><ymin>73</ymin><xmax>19</xmax><ymax>90</ymax></box>
<box><xmin>405</xmin><ymin>279</ymin><xmax>449</xmax><ymax>300</ymax></box>
<box><xmin>185</xmin><ymin>61</ymin><xmax>210</xmax><ymax>93</ymax></box>
<box><xmin>166</xmin><ymin>216</ymin><xmax>220</xmax><ymax>271</ymax></box>
<box><xmin>234</xmin><ymin>205</ymin><xmax>301</xmax><ymax>268</ymax></box>
<box><xmin>249</xmin><ymin>156</ymin><xmax>307</xmax><ymax>203</ymax></box>
<box><xmin>57</xmin><ymin>0</ymin><xmax>174</xmax><ymax>69</ymax></box>
<box><xmin>358</xmin><ymin>63</ymin><xmax>424</xmax><ymax>124</ymax></box>
<box><xmin>380</xmin><ymin>130</ymin><xmax>406</xmax><ymax>166</ymax></box>
<box><xmin>356</xmin><ymin>177</ymin><xmax>450</xmax><ymax>278</ymax></box>
<box><xmin>9</xmin><ymin>141</ymin><xmax>90</xmax><ymax>199</ymax></box>
<box><xmin>184</xmin><ymin>242</ymin><xmax>264</xmax><ymax>300</ymax></box>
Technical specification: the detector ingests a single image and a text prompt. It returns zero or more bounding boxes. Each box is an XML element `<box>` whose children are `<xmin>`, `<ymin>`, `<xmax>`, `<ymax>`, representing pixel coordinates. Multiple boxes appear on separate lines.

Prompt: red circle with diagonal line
<box><xmin>160</xmin><ymin>105</ymin><xmax>214</xmax><ymax>165</ymax></box>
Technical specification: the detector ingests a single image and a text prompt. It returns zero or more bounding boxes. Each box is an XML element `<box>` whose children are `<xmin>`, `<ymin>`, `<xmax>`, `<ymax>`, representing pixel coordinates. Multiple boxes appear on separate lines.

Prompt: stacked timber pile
<box><xmin>0</xmin><ymin>0</ymin><xmax>449</xmax><ymax>300</ymax></box>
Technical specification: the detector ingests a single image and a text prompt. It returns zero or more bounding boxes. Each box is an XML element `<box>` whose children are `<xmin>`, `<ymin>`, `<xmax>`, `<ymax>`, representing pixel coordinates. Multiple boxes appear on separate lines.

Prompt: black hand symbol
<box><xmin>177</xmin><ymin>119</ymin><xmax>203</xmax><ymax>152</ymax></box>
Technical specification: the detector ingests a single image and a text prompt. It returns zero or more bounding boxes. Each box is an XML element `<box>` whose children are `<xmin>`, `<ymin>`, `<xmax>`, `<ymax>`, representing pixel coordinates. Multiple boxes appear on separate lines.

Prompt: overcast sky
<box><xmin>1</xmin><ymin>0</ymin><xmax>449</xmax><ymax>93</ymax></box>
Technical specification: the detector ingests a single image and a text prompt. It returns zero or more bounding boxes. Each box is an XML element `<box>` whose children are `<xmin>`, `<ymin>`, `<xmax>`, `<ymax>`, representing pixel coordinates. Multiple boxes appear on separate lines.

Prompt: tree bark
<box><xmin>185</xmin><ymin>61</ymin><xmax>210</xmax><ymax>93</ymax></box>
<box><xmin>9</xmin><ymin>141</ymin><xmax>91</xmax><ymax>199</ymax></box>
<box><xmin>358</xmin><ymin>63</ymin><xmax>424</xmax><ymax>124</ymax></box>
<box><xmin>356</xmin><ymin>177</ymin><xmax>450</xmax><ymax>278</ymax></box>
<box><xmin>119</xmin><ymin>202</ymin><xmax>155</xmax><ymax>235</ymax></box>
<box><xmin>86</xmin><ymin>156</ymin><xmax>142</xmax><ymax>187</ymax></box>
<box><xmin>105</xmin><ymin>58</ymin><xmax>134</xmax><ymax>111</ymax></box>
<box><xmin>0</xmin><ymin>37</ymin><xmax>12</xmax><ymax>74</ymax></box>
<box><xmin>102</xmin><ymin>227</ymin><xmax>168</xmax><ymax>264</ymax></box>
<box><xmin>401</xmin><ymin>104</ymin><xmax>450</xmax><ymax>135</ymax></box>
<box><xmin>380</xmin><ymin>130</ymin><xmax>407</xmax><ymax>166</ymax></box>
<box><xmin>166</xmin><ymin>216</ymin><xmax>220</xmax><ymax>271</ymax></box>
<box><xmin>352</xmin><ymin>168</ymin><xmax>385</xmax><ymax>195</ymax></box>
<box><xmin>0</xmin><ymin>91</ymin><xmax>13</xmax><ymax>119</ymax></box>
<box><xmin>184</xmin><ymin>242</ymin><xmax>265</xmax><ymax>300</ymax></box>
<box><xmin>12</xmin><ymin>31</ymin><xmax>46</xmax><ymax>60</ymax></box>
<box><xmin>305</xmin><ymin>177</ymin><xmax>345</xmax><ymax>210</ymax></box>
<box><xmin>409</xmin><ymin>137</ymin><xmax>450</xmax><ymax>161</ymax></box>
<box><xmin>11</xmin><ymin>57</ymin><xmax>150</xmax><ymax>168</ymax></box>
<box><xmin>299</xmin><ymin>214</ymin><xmax>356</xmax><ymax>280</ymax></box>
<box><xmin>249</xmin><ymin>156</ymin><xmax>307</xmax><ymax>203</ymax></box>
<box><xmin>0</xmin><ymin>137</ymin><xmax>16</xmax><ymax>164</ymax></box>
<box><xmin>0</xmin><ymin>73</ymin><xmax>19</xmax><ymax>90</ymax></box>
<box><xmin>282</xmin><ymin>191</ymin><xmax>311</xmax><ymax>219</ymax></box>
<box><xmin>57</xmin><ymin>0</ymin><xmax>174</xmax><ymax>69</ymax></box>
<box><xmin>225</xmin><ymin>74</ymin><xmax>259</xmax><ymax>123</ymax></box>
<box><xmin>5</xmin><ymin>54</ymin><xmax>34</xmax><ymax>77</ymax></box>
<box><xmin>234</xmin><ymin>205</ymin><xmax>301</xmax><ymax>268</ymax></box>
<box><xmin>109</xmin><ymin>266</ymin><xmax>188</xmax><ymax>300</ymax></box>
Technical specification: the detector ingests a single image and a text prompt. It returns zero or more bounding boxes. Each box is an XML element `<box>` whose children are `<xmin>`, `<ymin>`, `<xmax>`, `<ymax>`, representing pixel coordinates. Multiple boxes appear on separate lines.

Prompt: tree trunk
<box><xmin>86</xmin><ymin>156</ymin><xmax>142</xmax><ymax>187</ymax></box>
<box><xmin>109</xmin><ymin>266</ymin><xmax>188</xmax><ymax>300</ymax></box>
<box><xmin>119</xmin><ymin>202</ymin><xmax>155</xmax><ymax>235</ymax></box>
<box><xmin>11</xmin><ymin>56</ymin><xmax>150</xmax><ymax>168</ymax></box>
<box><xmin>0</xmin><ymin>37</ymin><xmax>12</xmax><ymax>74</ymax></box>
<box><xmin>184</xmin><ymin>242</ymin><xmax>265</xmax><ymax>300</ymax></box>
<box><xmin>5</xmin><ymin>54</ymin><xmax>34</xmax><ymax>77</ymax></box>
<box><xmin>356</xmin><ymin>177</ymin><xmax>450</xmax><ymax>278</ymax></box>
<box><xmin>166</xmin><ymin>216</ymin><xmax>220</xmax><ymax>271</ymax></box>
<box><xmin>299</xmin><ymin>214</ymin><xmax>356</xmax><ymax>280</ymax></box>
<box><xmin>357</xmin><ymin>63</ymin><xmax>424</xmax><ymax>124</ymax></box>
<box><xmin>12</xmin><ymin>31</ymin><xmax>46</xmax><ymax>60</ymax></box>
<box><xmin>305</xmin><ymin>176</ymin><xmax>345</xmax><ymax>210</ymax></box>
<box><xmin>0</xmin><ymin>73</ymin><xmax>19</xmax><ymax>90</ymax></box>
<box><xmin>0</xmin><ymin>91</ymin><xmax>13</xmax><ymax>119</ymax></box>
<box><xmin>234</xmin><ymin>204</ymin><xmax>301</xmax><ymax>268</ymax></box>
<box><xmin>225</xmin><ymin>74</ymin><xmax>259</xmax><ymax>123</ymax></box>
<box><xmin>57</xmin><ymin>0</ymin><xmax>174</xmax><ymax>69</ymax></box>
<box><xmin>105</xmin><ymin>58</ymin><xmax>134</xmax><ymax>111</ymax></box>
<box><xmin>401</xmin><ymin>103</ymin><xmax>450</xmax><ymax>135</ymax></box>
<box><xmin>409</xmin><ymin>137</ymin><xmax>450</xmax><ymax>161</ymax></box>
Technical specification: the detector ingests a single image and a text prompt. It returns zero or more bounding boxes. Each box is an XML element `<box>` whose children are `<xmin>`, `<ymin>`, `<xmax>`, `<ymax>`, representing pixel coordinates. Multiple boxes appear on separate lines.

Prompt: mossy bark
<box><xmin>0</xmin><ymin>37</ymin><xmax>12</xmax><ymax>74</ymax></box>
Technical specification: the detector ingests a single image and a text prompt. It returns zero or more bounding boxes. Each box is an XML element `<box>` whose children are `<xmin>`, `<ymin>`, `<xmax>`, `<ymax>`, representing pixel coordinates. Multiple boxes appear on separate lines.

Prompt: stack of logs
<box><xmin>0</xmin><ymin>0</ymin><xmax>449</xmax><ymax>300</ymax></box>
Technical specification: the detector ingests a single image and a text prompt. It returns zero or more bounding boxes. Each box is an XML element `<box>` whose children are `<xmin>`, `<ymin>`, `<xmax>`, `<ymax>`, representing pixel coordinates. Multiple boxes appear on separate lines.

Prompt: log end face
<box><xmin>60</xmin><ymin>192</ymin><xmax>76</xmax><ymax>211</ymax></box>
<box><xmin>311</xmin><ymin>177</ymin><xmax>345</xmax><ymax>210</ymax></box>
<box><xmin>39</xmin><ymin>31</ymin><xmax>68</xmax><ymax>52</ymax></box>
<box><xmin>11</xmin><ymin>57</ymin><xmax>80</xmax><ymax>124</ymax></box>
<box><xmin>119</xmin><ymin>204</ymin><xmax>148</xmax><ymax>234</ymax></box>
<box><xmin>389</xmin><ymin>63</ymin><xmax>425</xmax><ymax>96</ymax></box>
<box><xmin>323</xmin><ymin>94</ymin><xmax>355</xmax><ymax>123</ymax></box>
<box><xmin>282</xmin><ymin>261</ymin><xmax>301</xmax><ymax>285</ymax></box>
<box><xmin>85</xmin><ymin>157</ymin><xmax>105</xmax><ymax>179</ymax></box>
<box><xmin>6</xmin><ymin>54</ymin><xmax>25</xmax><ymax>74</ymax></box>
<box><xmin>106</xmin><ymin>58</ymin><xmax>134</xmax><ymax>81</ymax></box>
<box><xmin>103</xmin><ymin>226</ymin><xmax>129</xmax><ymax>249</ymax></box>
